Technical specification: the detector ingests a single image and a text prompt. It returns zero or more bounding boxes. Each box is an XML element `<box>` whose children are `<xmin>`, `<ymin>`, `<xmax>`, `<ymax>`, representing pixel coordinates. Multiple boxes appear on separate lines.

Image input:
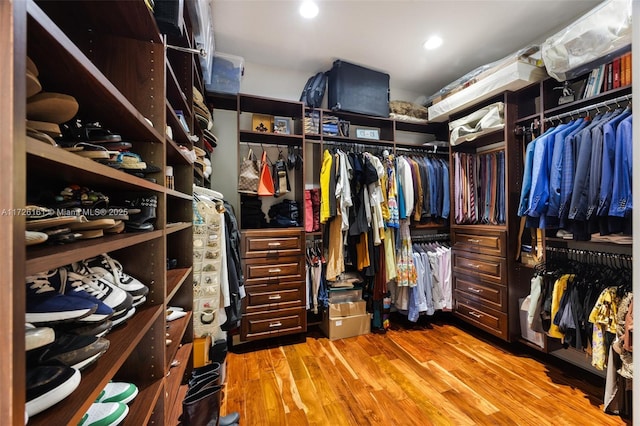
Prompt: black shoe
<box><xmin>37</xmin><ymin>333</ymin><xmax>110</xmax><ymax>371</ymax></box>
<box><xmin>26</xmin><ymin>365</ymin><xmax>81</xmax><ymax>417</ymax></box>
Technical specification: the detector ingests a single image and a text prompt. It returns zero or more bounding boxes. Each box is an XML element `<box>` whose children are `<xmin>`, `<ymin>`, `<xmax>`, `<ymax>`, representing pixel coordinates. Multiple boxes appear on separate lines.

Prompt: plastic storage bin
<box><xmin>327</xmin><ymin>287</ymin><xmax>363</xmax><ymax>304</ymax></box>
<box><xmin>205</xmin><ymin>52</ymin><xmax>244</xmax><ymax>95</ymax></box>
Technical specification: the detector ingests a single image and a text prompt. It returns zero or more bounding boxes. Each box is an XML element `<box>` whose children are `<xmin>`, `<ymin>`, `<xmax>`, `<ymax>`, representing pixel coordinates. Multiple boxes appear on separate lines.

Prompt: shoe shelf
<box><xmin>27</xmin><ymin>1</ymin><xmax>163</xmax><ymax>146</ymax></box>
<box><xmin>166</xmin><ymin>61</ymin><xmax>192</xmax><ymax>119</ymax></box>
<box><xmin>167</xmin><ymin>267</ymin><xmax>193</xmax><ymax>301</ymax></box>
<box><xmin>166</xmin><ymin>136</ymin><xmax>194</xmax><ymax>166</ymax></box>
<box><xmin>166</xmin><ymin>311</ymin><xmax>193</xmax><ymax>370</ymax></box>
<box><xmin>166</xmin><ymin>188</ymin><xmax>194</xmax><ymax>201</ymax></box>
<box><xmin>166</xmin><ymin>101</ymin><xmax>193</xmax><ymax>147</ymax></box>
<box><xmin>26</xmin><ymin>230</ymin><xmax>163</xmax><ymax>276</ymax></box>
<box><xmin>28</xmin><ymin>304</ymin><xmax>163</xmax><ymax>426</ymax></box>
<box><xmin>35</xmin><ymin>0</ymin><xmax>163</xmax><ymax>45</ymax></box>
<box><xmin>121</xmin><ymin>379</ymin><xmax>165</xmax><ymax>426</ymax></box>
<box><xmin>165</xmin><ymin>344</ymin><xmax>192</xmax><ymax>425</ymax></box>
<box><xmin>26</xmin><ymin>137</ymin><xmax>164</xmax><ymax>193</ymax></box>
<box><xmin>166</xmin><ymin>222</ymin><xmax>193</xmax><ymax>235</ymax></box>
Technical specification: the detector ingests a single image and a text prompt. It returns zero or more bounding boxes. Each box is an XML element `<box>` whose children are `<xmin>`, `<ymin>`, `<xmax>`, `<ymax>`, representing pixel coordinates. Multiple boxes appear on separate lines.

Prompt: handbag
<box><xmin>272</xmin><ymin>151</ymin><xmax>290</xmax><ymax>197</ymax></box>
<box><xmin>257</xmin><ymin>150</ymin><xmax>275</xmax><ymax>196</ymax></box>
<box><xmin>237</xmin><ymin>148</ymin><xmax>259</xmax><ymax>194</ymax></box>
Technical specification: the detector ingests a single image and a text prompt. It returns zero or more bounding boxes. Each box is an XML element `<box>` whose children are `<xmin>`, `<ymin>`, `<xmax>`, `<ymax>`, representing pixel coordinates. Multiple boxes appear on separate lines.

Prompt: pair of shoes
<box><xmin>79</xmin><ymin>381</ymin><xmax>139</xmax><ymax>426</ymax></box>
<box><xmin>124</xmin><ymin>195</ymin><xmax>157</xmax><ymax>232</ymax></box>
<box><xmin>82</xmin><ymin>253</ymin><xmax>149</xmax><ymax>307</ymax></box>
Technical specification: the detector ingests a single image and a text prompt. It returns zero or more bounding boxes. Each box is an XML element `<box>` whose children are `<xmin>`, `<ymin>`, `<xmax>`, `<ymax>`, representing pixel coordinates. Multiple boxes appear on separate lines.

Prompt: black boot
<box><xmin>187</xmin><ymin>372</ymin><xmax>221</xmax><ymax>398</ymax></box>
<box><xmin>182</xmin><ymin>385</ymin><xmax>222</xmax><ymax>426</ymax></box>
<box><xmin>191</xmin><ymin>362</ymin><xmax>221</xmax><ymax>380</ymax></box>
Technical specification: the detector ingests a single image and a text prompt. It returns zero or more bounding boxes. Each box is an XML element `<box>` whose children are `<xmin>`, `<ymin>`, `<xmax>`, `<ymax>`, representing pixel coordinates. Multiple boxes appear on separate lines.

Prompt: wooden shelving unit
<box><xmin>0</xmin><ymin>0</ymin><xmax>205</xmax><ymax>423</ymax></box>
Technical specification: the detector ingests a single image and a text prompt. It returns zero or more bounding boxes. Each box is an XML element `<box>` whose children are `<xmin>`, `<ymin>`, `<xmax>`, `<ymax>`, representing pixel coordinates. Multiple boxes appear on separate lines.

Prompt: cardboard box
<box><xmin>328</xmin><ymin>300</ymin><xmax>367</xmax><ymax>319</ymax></box>
<box><xmin>192</xmin><ymin>336</ymin><xmax>211</xmax><ymax>368</ymax></box>
<box><xmin>519</xmin><ymin>297</ymin><xmax>545</xmax><ymax>348</ymax></box>
<box><xmin>321</xmin><ymin>313</ymin><xmax>371</xmax><ymax>341</ymax></box>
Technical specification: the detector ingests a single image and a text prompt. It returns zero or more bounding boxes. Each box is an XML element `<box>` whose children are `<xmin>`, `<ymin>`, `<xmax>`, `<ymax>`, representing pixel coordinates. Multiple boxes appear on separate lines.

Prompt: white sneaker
<box><xmin>69</xmin><ymin>263</ymin><xmax>133</xmax><ymax>317</ymax></box>
<box><xmin>84</xmin><ymin>254</ymin><xmax>149</xmax><ymax>302</ymax></box>
<box><xmin>95</xmin><ymin>382</ymin><xmax>139</xmax><ymax>405</ymax></box>
<box><xmin>78</xmin><ymin>402</ymin><xmax>129</xmax><ymax>426</ymax></box>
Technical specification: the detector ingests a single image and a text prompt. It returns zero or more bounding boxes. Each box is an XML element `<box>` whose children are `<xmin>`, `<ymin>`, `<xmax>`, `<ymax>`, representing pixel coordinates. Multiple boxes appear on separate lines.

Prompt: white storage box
<box><xmin>205</xmin><ymin>52</ymin><xmax>244</xmax><ymax>95</ymax></box>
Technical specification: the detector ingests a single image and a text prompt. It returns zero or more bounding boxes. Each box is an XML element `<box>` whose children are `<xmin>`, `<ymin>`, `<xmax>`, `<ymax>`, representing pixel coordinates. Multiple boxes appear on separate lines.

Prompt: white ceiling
<box><xmin>211</xmin><ymin>0</ymin><xmax>603</xmax><ymax>100</ymax></box>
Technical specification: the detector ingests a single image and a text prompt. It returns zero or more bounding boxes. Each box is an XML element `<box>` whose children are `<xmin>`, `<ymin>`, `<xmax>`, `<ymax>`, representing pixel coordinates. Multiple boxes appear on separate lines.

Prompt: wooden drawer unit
<box><xmin>452</xmin><ymin>229</ymin><xmax>506</xmax><ymax>257</ymax></box>
<box><xmin>455</xmin><ymin>294</ymin><xmax>508</xmax><ymax>339</ymax></box>
<box><xmin>241</xmin><ymin>228</ymin><xmax>304</xmax><ymax>258</ymax></box>
<box><xmin>241</xmin><ymin>307</ymin><xmax>307</xmax><ymax>341</ymax></box>
<box><xmin>244</xmin><ymin>281</ymin><xmax>305</xmax><ymax>313</ymax></box>
<box><xmin>453</xmin><ymin>273</ymin><xmax>506</xmax><ymax>311</ymax></box>
<box><xmin>452</xmin><ymin>250</ymin><xmax>505</xmax><ymax>284</ymax></box>
<box><xmin>242</xmin><ymin>256</ymin><xmax>305</xmax><ymax>286</ymax></box>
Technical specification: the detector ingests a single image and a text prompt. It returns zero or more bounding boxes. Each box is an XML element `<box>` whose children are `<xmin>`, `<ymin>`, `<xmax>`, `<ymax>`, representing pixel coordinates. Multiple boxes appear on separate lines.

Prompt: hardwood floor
<box><xmin>222</xmin><ymin>317</ymin><xmax>630</xmax><ymax>425</ymax></box>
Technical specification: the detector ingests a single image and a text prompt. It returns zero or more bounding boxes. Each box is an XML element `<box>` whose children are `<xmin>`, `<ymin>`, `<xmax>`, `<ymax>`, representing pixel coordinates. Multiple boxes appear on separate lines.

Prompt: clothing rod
<box><xmin>544</xmin><ymin>93</ymin><xmax>631</xmax><ymax>123</ymax></box>
<box><xmin>411</xmin><ymin>232</ymin><xmax>450</xmax><ymax>242</ymax></box>
<box><xmin>395</xmin><ymin>146</ymin><xmax>446</xmax><ymax>155</ymax></box>
<box><xmin>322</xmin><ymin>140</ymin><xmax>393</xmax><ymax>152</ymax></box>
<box><xmin>545</xmin><ymin>246</ymin><xmax>632</xmax><ymax>261</ymax></box>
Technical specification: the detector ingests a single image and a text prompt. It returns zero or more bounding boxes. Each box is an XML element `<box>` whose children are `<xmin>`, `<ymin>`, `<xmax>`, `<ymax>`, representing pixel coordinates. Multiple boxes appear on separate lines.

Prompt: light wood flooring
<box><xmin>222</xmin><ymin>317</ymin><xmax>630</xmax><ymax>425</ymax></box>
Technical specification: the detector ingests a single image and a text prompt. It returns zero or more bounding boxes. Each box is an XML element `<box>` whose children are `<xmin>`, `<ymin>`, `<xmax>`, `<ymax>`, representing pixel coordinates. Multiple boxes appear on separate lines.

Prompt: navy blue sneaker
<box><xmin>26</xmin><ymin>273</ymin><xmax>98</xmax><ymax>325</ymax></box>
<box><xmin>43</xmin><ymin>268</ymin><xmax>114</xmax><ymax>323</ymax></box>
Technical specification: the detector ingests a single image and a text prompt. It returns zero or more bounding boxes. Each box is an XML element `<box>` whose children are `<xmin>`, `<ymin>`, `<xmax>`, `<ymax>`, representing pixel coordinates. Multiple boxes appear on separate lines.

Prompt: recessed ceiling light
<box><xmin>299</xmin><ymin>1</ymin><xmax>319</xmax><ymax>19</ymax></box>
<box><xmin>423</xmin><ymin>35</ymin><xmax>443</xmax><ymax>50</ymax></box>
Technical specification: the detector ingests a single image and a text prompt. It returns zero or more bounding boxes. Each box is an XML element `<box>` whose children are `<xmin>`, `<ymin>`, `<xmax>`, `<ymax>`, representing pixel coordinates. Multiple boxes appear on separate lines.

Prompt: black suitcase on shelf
<box><xmin>327</xmin><ymin>60</ymin><xmax>390</xmax><ymax>117</ymax></box>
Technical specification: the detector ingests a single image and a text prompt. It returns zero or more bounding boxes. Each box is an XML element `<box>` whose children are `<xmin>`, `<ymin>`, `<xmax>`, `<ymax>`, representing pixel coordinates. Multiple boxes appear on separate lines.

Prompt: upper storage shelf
<box><xmin>35</xmin><ymin>0</ymin><xmax>163</xmax><ymax>44</ymax></box>
<box><xmin>27</xmin><ymin>1</ymin><xmax>164</xmax><ymax>144</ymax></box>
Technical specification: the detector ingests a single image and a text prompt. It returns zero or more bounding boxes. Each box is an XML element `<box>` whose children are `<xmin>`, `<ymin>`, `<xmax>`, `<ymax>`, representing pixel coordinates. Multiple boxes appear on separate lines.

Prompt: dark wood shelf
<box><xmin>166</xmin><ymin>189</ymin><xmax>194</xmax><ymax>201</ymax></box>
<box><xmin>545</xmin><ymin>237</ymin><xmax>632</xmax><ymax>255</ymax></box>
<box><xmin>515</xmin><ymin>113</ymin><xmax>542</xmax><ymax>124</ymax></box>
<box><xmin>410</xmin><ymin>221</ymin><xmax>449</xmax><ymax>230</ymax></box>
<box><xmin>450</xmin><ymin>127</ymin><xmax>505</xmax><ymax>151</ymax></box>
<box><xmin>166</xmin><ymin>311</ymin><xmax>193</xmax><ymax>369</ymax></box>
<box><xmin>26</xmin><ymin>230</ymin><xmax>163</xmax><ymax>275</ymax></box>
<box><xmin>27</xmin><ymin>2</ymin><xmax>164</xmax><ymax>145</ymax></box>
<box><xmin>544</xmin><ymin>84</ymin><xmax>632</xmax><ymax>117</ymax></box>
<box><xmin>166</xmin><ymin>101</ymin><xmax>193</xmax><ymax>147</ymax></box>
<box><xmin>240</xmin><ymin>130</ymin><xmax>304</xmax><ymax>146</ymax></box>
<box><xmin>167</xmin><ymin>61</ymin><xmax>192</xmax><ymax>117</ymax></box>
<box><xmin>26</xmin><ymin>137</ymin><xmax>165</xmax><ymax>193</ymax></box>
<box><xmin>121</xmin><ymin>379</ymin><xmax>164</xmax><ymax>426</ymax></box>
<box><xmin>165</xmin><ymin>342</ymin><xmax>193</xmax><ymax>424</ymax></box>
<box><xmin>167</xmin><ymin>267</ymin><xmax>193</xmax><ymax>301</ymax></box>
<box><xmin>36</xmin><ymin>0</ymin><xmax>163</xmax><ymax>44</ymax></box>
<box><xmin>241</xmin><ymin>94</ymin><xmax>304</xmax><ymax>117</ymax></box>
<box><xmin>166</xmin><ymin>222</ymin><xmax>192</xmax><ymax>234</ymax></box>
<box><xmin>394</xmin><ymin>120</ymin><xmax>443</xmax><ymax>135</ymax></box>
<box><xmin>451</xmin><ymin>223</ymin><xmax>507</xmax><ymax>232</ymax></box>
<box><xmin>206</xmin><ymin>92</ymin><xmax>238</xmax><ymax>111</ymax></box>
<box><xmin>321</xmin><ymin>134</ymin><xmax>394</xmax><ymax>146</ymax></box>
<box><xmin>166</xmin><ymin>137</ymin><xmax>194</xmax><ymax>166</ymax></box>
<box><xmin>28</xmin><ymin>305</ymin><xmax>163</xmax><ymax>426</ymax></box>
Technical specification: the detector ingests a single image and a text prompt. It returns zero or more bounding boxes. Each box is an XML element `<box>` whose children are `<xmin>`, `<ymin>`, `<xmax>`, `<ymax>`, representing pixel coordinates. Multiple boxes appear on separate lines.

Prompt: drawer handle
<box><xmin>267</xmin><ymin>242</ymin><xmax>282</xmax><ymax>247</ymax></box>
<box><xmin>269</xmin><ymin>322</ymin><xmax>282</xmax><ymax>328</ymax></box>
<box><xmin>268</xmin><ymin>295</ymin><xmax>282</xmax><ymax>300</ymax></box>
<box><xmin>268</xmin><ymin>268</ymin><xmax>282</xmax><ymax>273</ymax></box>
<box><xmin>468</xmin><ymin>263</ymin><xmax>481</xmax><ymax>269</ymax></box>
<box><xmin>467</xmin><ymin>239</ymin><xmax>480</xmax><ymax>243</ymax></box>
<box><xmin>467</xmin><ymin>287</ymin><xmax>482</xmax><ymax>293</ymax></box>
<box><xmin>468</xmin><ymin>311</ymin><xmax>483</xmax><ymax>319</ymax></box>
